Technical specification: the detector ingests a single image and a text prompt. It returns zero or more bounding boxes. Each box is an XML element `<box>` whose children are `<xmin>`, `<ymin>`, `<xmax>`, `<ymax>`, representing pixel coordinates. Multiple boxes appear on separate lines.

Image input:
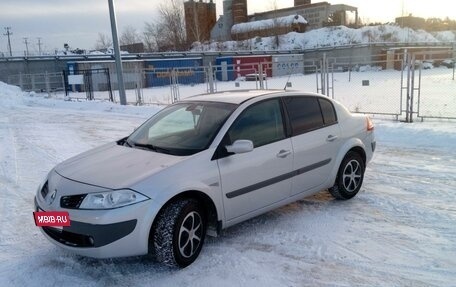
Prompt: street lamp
<box><xmin>108</xmin><ymin>0</ymin><xmax>127</xmax><ymax>105</ymax></box>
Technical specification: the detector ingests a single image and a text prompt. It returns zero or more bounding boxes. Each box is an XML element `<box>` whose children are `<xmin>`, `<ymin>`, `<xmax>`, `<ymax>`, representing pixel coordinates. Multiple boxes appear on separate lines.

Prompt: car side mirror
<box><xmin>225</xmin><ymin>140</ymin><xmax>254</xmax><ymax>154</ymax></box>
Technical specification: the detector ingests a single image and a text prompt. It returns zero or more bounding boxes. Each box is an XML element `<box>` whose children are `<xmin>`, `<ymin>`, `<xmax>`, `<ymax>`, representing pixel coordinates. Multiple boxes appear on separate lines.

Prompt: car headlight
<box><xmin>78</xmin><ymin>189</ymin><xmax>149</xmax><ymax>210</ymax></box>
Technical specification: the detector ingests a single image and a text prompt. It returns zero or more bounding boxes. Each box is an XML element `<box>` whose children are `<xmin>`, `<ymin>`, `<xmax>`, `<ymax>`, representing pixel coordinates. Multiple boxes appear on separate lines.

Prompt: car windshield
<box><xmin>126</xmin><ymin>101</ymin><xmax>237</xmax><ymax>156</ymax></box>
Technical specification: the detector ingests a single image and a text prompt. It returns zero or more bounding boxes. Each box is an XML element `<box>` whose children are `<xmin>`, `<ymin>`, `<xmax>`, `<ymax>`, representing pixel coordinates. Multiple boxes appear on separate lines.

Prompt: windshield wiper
<box><xmin>123</xmin><ymin>139</ymin><xmax>133</xmax><ymax>147</ymax></box>
<box><xmin>131</xmin><ymin>142</ymin><xmax>171</xmax><ymax>154</ymax></box>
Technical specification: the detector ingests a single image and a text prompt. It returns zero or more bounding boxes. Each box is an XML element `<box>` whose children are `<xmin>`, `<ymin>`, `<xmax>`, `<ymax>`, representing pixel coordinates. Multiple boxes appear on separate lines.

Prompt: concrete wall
<box><xmin>0</xmin><ymin>59</ymin><xmax>68</xmax><ymax>83</ymax></box>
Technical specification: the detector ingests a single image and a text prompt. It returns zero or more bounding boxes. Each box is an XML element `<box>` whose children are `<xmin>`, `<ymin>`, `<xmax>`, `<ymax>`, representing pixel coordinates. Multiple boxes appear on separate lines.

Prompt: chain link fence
<box><xmin>417</xmin><ymin>58</ymin><xmax>456</xmax><ymax>119</ymax></box>
<box><xmin>7</xmin><ymin>72</ymin><xmax>65</xmax><ymax>93</ymax></box>
<box><xmin>4</xmin><ymin>52</ymin><xmax>455</xmax><ymax>121</ymax></box>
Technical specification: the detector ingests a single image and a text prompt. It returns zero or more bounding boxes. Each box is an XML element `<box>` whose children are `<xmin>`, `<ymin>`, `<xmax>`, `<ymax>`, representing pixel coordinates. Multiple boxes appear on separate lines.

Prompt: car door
<box><xmin>283</xmin><ymin>96</ymin><xmax>342</xmax><ymax>196</ymax></box>
<box><xmin>216</xmin><ymin>99</ymin><xmax>293</xmax><ymax>221</ymax></box>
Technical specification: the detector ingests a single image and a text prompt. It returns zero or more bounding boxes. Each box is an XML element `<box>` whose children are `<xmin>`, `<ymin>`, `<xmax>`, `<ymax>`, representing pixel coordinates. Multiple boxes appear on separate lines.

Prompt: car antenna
<box><xmin>283</xmin><ymin>73</ymin><xmax>292</xmax><ymax>91</ymax></box>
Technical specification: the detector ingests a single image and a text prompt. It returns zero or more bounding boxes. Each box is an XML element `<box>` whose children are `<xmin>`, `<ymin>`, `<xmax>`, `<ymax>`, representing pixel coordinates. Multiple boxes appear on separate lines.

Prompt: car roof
<box><xmin>181</xmin><ymin>90</ymin><xmax>323</xmax><ymax>105</ymax></box>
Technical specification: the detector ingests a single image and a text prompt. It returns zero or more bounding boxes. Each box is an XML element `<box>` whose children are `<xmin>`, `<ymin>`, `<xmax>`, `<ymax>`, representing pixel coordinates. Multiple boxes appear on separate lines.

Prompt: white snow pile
<box><xmin>432</xmin><ymin>30</ymin><xmax>456</xmax><ymax>42</ymax></box>
<box><xmin>294</xmin><ymin>25</ymin><xmax>439</xmax><ymax>49</ymax></box>
<box><xmin>0</xmin><ymin>81</ymin><xmax>26</xmax><ymax>107</ymax></box>
<box><xmin>0</xmin><ymin>81</ymin><xmax>159</xmax><ymax>116</ymax></box>
<box><xmin>195</xmin><ymin>24</ymin><xmax>452</xmax><ymax>51</ymax></box>
<box><xmin>232</xmin><ymin>15</ymin><xmax>307</xmax><ymax>34</ymax></box>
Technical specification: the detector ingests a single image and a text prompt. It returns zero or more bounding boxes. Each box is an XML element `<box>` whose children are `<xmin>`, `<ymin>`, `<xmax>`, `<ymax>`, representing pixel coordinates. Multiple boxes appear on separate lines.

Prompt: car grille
<box><xmin>40</xmin><ymin>182</ymin><xmax>49</xmax><ymax>198</ymax></box>
<box><xmin>42</xmin><ymin>226</ymin><xmax>94</xmax><ymax>247</ymax></box>
<box><xmin>60</xmin><ymin>194</ymin><xmax>86</xmax><ymax>209</ymax></box>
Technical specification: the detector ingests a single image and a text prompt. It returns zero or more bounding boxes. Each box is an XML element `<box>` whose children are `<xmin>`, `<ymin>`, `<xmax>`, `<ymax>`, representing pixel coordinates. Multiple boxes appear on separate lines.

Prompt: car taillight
<box><xmin>367</xmin><ymin>117</ymin><xmax>374</xmax><ymax>131</ymax></box>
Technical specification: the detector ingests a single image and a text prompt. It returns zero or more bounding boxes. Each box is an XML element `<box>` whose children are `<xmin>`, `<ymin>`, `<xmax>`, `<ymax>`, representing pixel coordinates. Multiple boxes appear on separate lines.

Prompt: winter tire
<box><xmin>329</xmin><ymin>151</ymin><xmax>365</xmax><ymax>200</ymax></box>
<box><xmin>152</xmin><ymin>199</ymin><xmax>206</xmax><ymax>268</ymax></box>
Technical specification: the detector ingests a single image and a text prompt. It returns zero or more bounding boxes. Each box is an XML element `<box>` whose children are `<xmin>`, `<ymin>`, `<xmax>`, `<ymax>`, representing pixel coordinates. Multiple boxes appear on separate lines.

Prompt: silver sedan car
<box><xmin>35</xmin><ymin>90</ymin><xmax>376</xmax><ymax>267</ymax></box>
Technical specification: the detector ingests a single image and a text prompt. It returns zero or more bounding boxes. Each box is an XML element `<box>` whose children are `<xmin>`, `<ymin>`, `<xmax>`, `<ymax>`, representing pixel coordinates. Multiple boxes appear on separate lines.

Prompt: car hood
<box><xmin>54</xmin><ymin>142</ymin><xmax>185</xmax><ymax>189</ymax></box>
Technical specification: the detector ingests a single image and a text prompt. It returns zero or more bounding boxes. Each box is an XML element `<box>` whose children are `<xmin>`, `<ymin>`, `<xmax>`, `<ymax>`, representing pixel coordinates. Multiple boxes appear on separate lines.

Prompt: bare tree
<box><xmin>143</xmin><ymin>0</ymin><xmax>187</xmax><ymax>51</ymax></box>
<box><xmin>269</xmin><ymin>0</ymin><xmax>280</xmax><ymax>49</ymax></box>
<box><xmin>119</xmin><ymin>25</ymin><xmax>141</xmax><ymax>46</ymax></box>
<box><xmin>94</xmin><ymin>33</ymin><xmax>112</xmax><ymax>50</ymax></box>
<box><xmin>143</xmin><ymin>22</ymin><xmax>159</xmax><ymax>52</ymax></box>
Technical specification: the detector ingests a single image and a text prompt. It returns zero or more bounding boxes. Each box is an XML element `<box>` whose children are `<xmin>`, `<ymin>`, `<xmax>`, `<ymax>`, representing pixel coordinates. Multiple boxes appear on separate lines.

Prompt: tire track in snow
<box><xmin>0</xmin><ymin>110</ymin><xmax>25</xmax><ymax>255</ymax></box>
<box><xmin>0</xmin><ymin>119</ymin><xmax>19</xmax><ymax>185</ymax></box>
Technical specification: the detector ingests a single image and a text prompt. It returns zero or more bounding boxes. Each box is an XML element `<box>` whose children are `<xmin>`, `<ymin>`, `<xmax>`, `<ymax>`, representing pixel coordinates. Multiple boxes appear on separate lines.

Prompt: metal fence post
<box><xmin>405</xmin><ymin>51</ymin><xmax>411</xmax><ymax>123</ymax></box>
<box><xmin>330</xmin><ymin>64</ymin><xmax>335</xmax><ymax>99</ymax></box>
<box><xmin>45</xmin><ymin>71</ymin><xmax>51</xmax><ymax>94</ymax></box>
<box><xmin>169</xmin><ymin>69</ymin><xmax>180</xmax><ymax>103</ymax></box>
<box><xmin>31</xmin><ymin>74</ymin><xmax>36</xmax><ymax>92</ymax></box>
<box><xmin>315</xmin><ymin>65</ymin><xmax>320</xmax><ymax>94</ymax></box>
<box><xmin>135</xmin><ymin>67</ymin><xmax>142</xmax><ymax>105</ymax></box>
<box><xmin>409</xmin><ymin>54</ymin><xmax>416</xmax><ymax>123</ymax></box>
<box><xmin>417</xmin><ymin>60</ymin><xmax>422</xmax><ymax>121</ymax></box>
<box><xmin>258</xmin><ymin>63</ymin><xmax>264</xmax><ymax>90</ymax></box>
<box><xmin>106</xmin><ymin>68</ymin><xmax>113</xmax><ymax>102</ymax></box>
<box><xmin>320</xmin><ymin>58</ymin><xmax>326</xmax><ymax>96</ymax></box>
<box><xmin>61</xmin><ymin>71</ymin><xmax>67</xmax><ymax>97</ymax></box>
<box><xmin>453</xmin><ymin>61</ymin><xmax>455</xmax><ymax>81</ymax></box>
<box><xmin>19</xmin><ymin>72</ymin><xmax>24</xmax><ymax>90</ymax></box>
<box><xmin>208</xmin><ymin>63</ymin><xmax>215</xmax><ymax>93</ymax></box>
<box><xmin>326</xmin><ymin>62</ymin><xmax>331</xmax><ymax>97</ymax></box>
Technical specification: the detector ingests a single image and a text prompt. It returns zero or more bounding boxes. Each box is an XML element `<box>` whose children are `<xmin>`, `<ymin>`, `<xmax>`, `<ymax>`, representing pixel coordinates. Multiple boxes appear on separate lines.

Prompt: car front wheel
<box><xmin>152</xmin><ymin>199</ymin><xmax>206</xmax><ymax>267</ymax></box>
<box><xmin>329</xmin><ymin>151</ymin><xmax>365</xmax><ymax>200</ymax></box>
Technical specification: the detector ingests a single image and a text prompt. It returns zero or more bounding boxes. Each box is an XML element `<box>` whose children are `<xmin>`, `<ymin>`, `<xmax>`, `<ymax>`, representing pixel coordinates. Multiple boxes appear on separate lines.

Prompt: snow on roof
<box><xmin>231</xmin><ymin>15</ymin><xmax>307</xmax><ymax>34</ymax></box>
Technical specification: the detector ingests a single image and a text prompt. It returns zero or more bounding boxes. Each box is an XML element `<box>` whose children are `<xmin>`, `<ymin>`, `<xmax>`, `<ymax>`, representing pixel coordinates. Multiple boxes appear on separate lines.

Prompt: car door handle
<box><xmin>277</xmin><ymin>150</ymin><xmax>292</xmax><ymax>158</ymax></box>
<box><xmin>326</xmin><ymin>135</ymin><xmax>338</xmax><ymax>142</ymax></box>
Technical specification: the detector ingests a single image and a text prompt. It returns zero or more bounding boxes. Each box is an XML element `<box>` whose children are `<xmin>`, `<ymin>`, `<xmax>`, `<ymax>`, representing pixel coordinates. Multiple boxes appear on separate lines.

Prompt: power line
<box><xmin>3</xmin><ymin>27</ymin><xmax>13</xmax><ymax>57</ymax></box>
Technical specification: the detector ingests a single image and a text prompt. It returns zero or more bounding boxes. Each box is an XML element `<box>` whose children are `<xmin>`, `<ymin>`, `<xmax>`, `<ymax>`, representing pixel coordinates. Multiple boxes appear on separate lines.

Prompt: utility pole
<box><xmin>108</xmin><ymin>0</ymin><xmax>127</xmax><ymax>105</ymax></box>
<box><xmin>37</xmin><ymin>37</ymin><xmax>42</xmax><ymax>55</ymax></box>
<box><xmin>3</xmin><ymin>27</ymin><xmax>13</xmax><ymax>57</ymax></box>
<box><xmin>23</xmin><ymin>37</ymin><xmax>29</xmax><ymax>56</ymax></box>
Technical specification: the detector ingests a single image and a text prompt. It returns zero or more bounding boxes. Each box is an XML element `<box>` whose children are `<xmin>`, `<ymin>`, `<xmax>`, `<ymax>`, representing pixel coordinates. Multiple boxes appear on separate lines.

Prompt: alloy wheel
<box><xmin>342</xmin><ymin>159</ymin><xmax>362</xmax><ymax>192</ymax></box>
<box><xmin>178</xmin><ymin>211</ymin><xmax>203</xmax><ymax>258</ymax></box>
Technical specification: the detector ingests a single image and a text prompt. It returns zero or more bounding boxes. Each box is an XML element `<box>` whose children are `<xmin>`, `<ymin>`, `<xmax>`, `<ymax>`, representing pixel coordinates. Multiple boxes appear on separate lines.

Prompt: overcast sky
<box><xmin>1</xmin><ymin>0</ymin><xmax>454</xmax><ymax>54</ymax></box>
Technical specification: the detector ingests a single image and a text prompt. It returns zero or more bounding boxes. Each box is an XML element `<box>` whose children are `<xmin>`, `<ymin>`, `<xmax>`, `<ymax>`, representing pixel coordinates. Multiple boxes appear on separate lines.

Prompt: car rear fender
<box><xmin>326</xmin><ymin>137</ymin><xmax>366</xmax><ymax>187</ymax></box>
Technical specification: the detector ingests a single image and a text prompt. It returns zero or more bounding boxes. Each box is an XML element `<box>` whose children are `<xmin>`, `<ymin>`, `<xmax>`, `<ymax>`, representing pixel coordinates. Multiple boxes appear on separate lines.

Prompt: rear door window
<box><xmin>283</xmin><ymin>97</ymin><xmax>324</xmax><ymax>135</ymax></box>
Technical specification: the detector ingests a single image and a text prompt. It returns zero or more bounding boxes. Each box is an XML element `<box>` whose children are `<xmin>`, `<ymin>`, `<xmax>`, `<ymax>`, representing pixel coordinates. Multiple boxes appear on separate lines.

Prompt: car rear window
<box><xmin>318</xmin><ymin>98</ymin><xmax>337</xmax><ymax>125</ymax></box>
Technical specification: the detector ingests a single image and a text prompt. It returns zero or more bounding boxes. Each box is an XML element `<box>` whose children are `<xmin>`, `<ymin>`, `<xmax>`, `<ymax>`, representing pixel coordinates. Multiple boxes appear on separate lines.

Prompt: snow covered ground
<box><xmin>0</xmin><ymin>82</ymin><xmax>455</xmax><ymax>286</ymax></box>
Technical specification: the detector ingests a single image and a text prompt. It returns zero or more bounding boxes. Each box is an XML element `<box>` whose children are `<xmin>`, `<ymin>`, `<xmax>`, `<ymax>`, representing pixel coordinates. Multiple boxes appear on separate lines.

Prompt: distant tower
<box><xmin>184</xmin><ymin>0</ymin><xmax>217</xmax><ymax>44</ymax></box>
<box><xmin>294</xmin><ymin>0</ymin><xmax>311</xmax><ymax>6</ymax></box>
<box><xmin>232</xmin><ymin>0</ymin><xmax>248</xmax><ymax>24</ymax></box>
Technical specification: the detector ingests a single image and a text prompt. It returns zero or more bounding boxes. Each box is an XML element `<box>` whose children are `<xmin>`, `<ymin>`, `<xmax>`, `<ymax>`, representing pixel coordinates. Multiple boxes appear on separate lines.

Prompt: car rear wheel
<box><xmin>152</xmin><ymin>199</ymin><xmax>206</xmax><ymax>267</ymax></box>
<box><xmin>329</xmin><ymin>151</ymin><xmax>365</xmax><ymax>200</ymax></box>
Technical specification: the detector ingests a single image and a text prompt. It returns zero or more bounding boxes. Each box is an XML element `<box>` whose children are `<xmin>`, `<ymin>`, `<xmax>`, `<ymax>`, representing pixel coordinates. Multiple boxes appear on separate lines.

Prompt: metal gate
<box><xmin>64</xmin><ymin>68</ymin><xmax>113</xmax><ymax>101</ymax></box>
<box><xmin>402</xmin><ymin>50</ymin><xmax>456</xmax><ymax>121</ymax></box>
<box><xmin>327</xmin><ymin>54</ymin><xmax>403</xmax><ymax>117</ymax></box>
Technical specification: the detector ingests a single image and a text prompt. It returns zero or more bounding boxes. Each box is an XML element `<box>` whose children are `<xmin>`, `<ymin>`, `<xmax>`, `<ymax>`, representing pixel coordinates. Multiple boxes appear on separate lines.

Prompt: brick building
<box><xmin>184</xmin><ymin>0</ymin><xmax>217</xmax><ymax>44</ymax></box>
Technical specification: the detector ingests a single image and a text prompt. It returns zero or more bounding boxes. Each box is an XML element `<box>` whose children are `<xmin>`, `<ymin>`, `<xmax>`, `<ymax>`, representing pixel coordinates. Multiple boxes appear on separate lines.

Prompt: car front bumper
<box><xmin>35</xmin><ymin>196</ymin><xmax>159</xmax><ymax>259</ymax></box>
